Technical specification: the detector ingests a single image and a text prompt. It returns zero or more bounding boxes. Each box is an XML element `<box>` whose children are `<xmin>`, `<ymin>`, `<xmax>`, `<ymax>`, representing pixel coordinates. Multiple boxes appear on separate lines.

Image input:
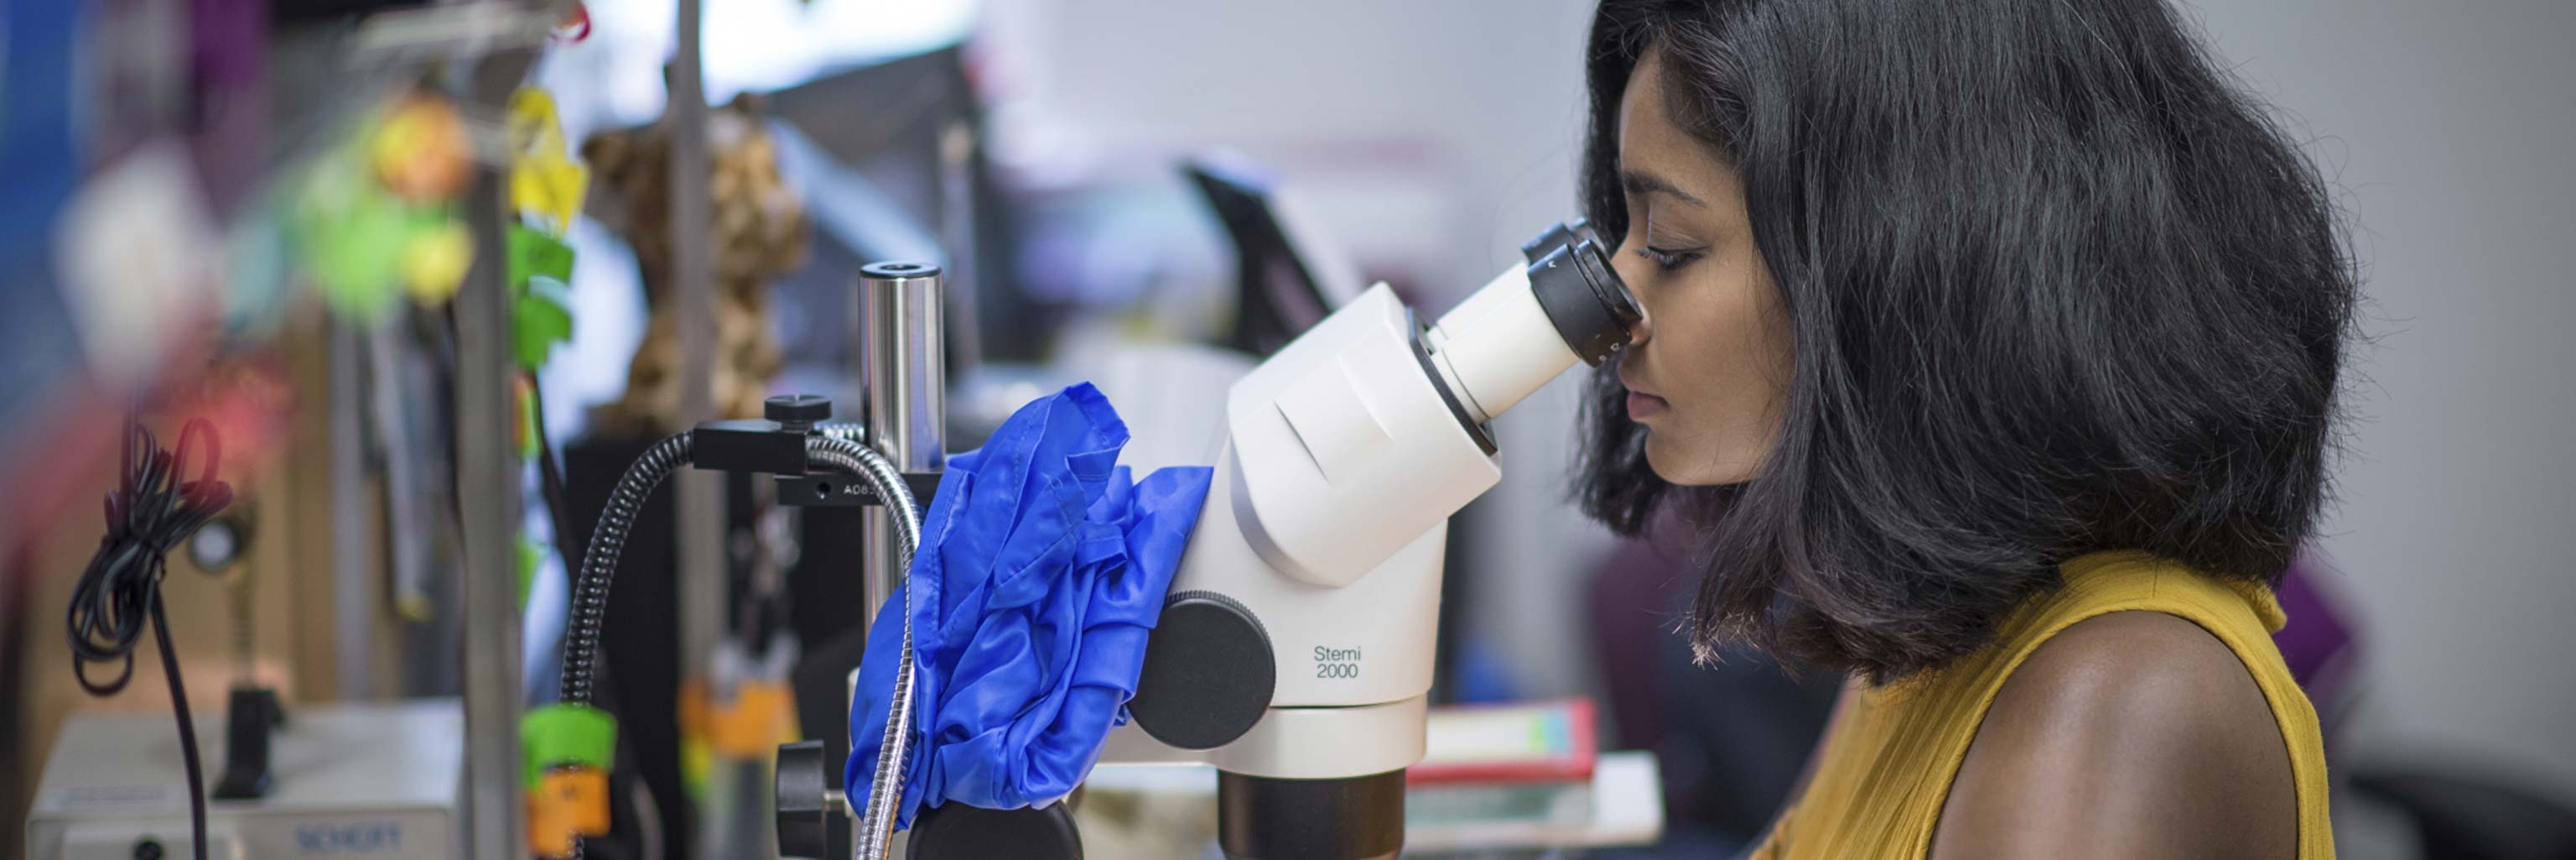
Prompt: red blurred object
<box><xmin>1409</xmin><ymin>698</ymin><xmax>1599</xmax><ymax>786</ymax></box>
<box><xmin>551</xmin><ymin>3</ymin><xmax>591</xmax><ymax>44</ymax></box>
<box><xmin>162</xmin><ymin>357</ymin><xmax>297</xmax><ymax>482</ymax></box>
<box><xmin>1</xmin><ymin>350</ymin><xmax>294</xmax><ymax>557</ymax></box>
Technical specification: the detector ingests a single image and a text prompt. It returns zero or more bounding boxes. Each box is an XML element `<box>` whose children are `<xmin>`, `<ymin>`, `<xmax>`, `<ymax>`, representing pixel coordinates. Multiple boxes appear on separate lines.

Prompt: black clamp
<box><xmin>774</xmin><ymin>470</ymin><xmax>943</xmax><ymax>508</ymax></box>
<box><xmin>210</xmin><ymin>686</ymin><xmax>284</xmax><ymax>800</ymax></box>
<box><xmin>691</xmin><ymin>396</ymin><xmax>939</xmax><ymax>508</ymax></box>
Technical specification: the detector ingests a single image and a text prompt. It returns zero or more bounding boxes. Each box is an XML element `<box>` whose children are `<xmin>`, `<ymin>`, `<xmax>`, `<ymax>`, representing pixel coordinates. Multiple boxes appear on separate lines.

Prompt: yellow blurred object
<box><xmin>509</xmin><ymin>89</ymin><xmax>569</xmax><ymax>156</ymax></box>
<box><xmin>400</xmin><ymin>221</ymin><xmax>473</xmax><ymax>305</ymax></box>
<box><xmin>395</xmin><ymin>590</ymin><xmax>434</xmax><ymax>623</ymax></box>
<box><xmin>509</xmin><ymin>89</ymin><xmax>590</xmax><ymax>233</ymax></box>
<box><xmin>515</xmin><ymin>373</ymin><xmax>538</xmax><ymax>458</ymax></box>
<box><xmin>513</xmin><ymin>161</ymin><xmax>589</xmax><ymax>235</ymax></box>
<box><xmin>679</xmin><ymin>677</ymin><xmax>711</xmax><ymax>738</ymax></box>
<box><xmin>374</xmin><ymin>95</ymin><xmax>470</xmax><ymax>204</ymax></box>
<box><xmin>707</xmin><ymin>679</ymin><xmax>799</xmax><ymax>758</ymax></box>
<box><xmin>527</xmin><ymin>765</ymin><xmax>610</xmax><ymax>858</ymax></box>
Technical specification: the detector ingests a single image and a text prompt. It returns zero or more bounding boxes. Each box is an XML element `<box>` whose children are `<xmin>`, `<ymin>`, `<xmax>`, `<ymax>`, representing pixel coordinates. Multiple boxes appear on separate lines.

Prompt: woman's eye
<box><xmin>1636</xmin><ymin>245</ymin><xmax>1705</xmax><ymax>272</ymax></box>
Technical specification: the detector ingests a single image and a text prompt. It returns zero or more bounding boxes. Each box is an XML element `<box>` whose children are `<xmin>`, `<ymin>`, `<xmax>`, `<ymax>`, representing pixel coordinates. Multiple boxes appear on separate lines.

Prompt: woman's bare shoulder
<box><xmin>1927</xmin><ymin>611</ymin><xmax>2298</xmax><ymax>860</ymax></box>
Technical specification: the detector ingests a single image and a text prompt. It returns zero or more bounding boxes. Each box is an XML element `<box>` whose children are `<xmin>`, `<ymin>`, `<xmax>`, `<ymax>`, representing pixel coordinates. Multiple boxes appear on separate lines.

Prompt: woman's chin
<box><xmin>1640</xmin><ymin>436</ymin><xmax>1698</xmax><ymax>485</ymax></box>
<box><xmin>1644</xmin><ymin>435</ymin><xmax>1760</xmax><ymax>487</ymax></box>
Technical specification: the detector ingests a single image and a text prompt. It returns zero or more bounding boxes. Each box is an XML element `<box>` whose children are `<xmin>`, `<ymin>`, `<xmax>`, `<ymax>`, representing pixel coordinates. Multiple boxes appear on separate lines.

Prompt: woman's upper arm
<box><xmin>1927</xmin><ymin>611</ymin><xmax>2298</xmax><ymax>860</ymax></box>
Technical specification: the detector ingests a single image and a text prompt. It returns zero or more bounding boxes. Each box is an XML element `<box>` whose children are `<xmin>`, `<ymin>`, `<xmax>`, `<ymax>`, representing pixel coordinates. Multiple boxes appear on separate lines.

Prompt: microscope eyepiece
<box><xmin>1421</xmin><ymin>223</ymin><xmax>1644</xmax><ymax>430</ymax></box>
<box><xmin>1528</xmin><ymin>237</ymin><xmax>1643</xmax><ymax>367</ymax></box>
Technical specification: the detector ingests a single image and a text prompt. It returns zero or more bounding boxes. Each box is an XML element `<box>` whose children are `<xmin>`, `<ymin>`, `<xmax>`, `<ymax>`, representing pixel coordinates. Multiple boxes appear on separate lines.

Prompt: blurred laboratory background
<box><xmin>3</xmin><ymin>1</ymin><xmax>2572</xmax><ymax>859</ymax></box>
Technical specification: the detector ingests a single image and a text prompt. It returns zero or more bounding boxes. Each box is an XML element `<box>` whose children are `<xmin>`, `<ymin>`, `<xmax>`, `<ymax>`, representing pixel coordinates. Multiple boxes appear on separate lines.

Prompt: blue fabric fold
<box><xmin>845</xmin><ymin>383</ymin><xmax>1213</xmax><ymax>827</ymax></box>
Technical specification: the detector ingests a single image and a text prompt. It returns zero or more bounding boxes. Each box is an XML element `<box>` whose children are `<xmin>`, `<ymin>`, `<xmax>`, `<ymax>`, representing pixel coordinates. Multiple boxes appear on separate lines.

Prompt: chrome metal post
<box><xmin>327</xmin><ymin>318</ymin><xmax>373</xmax><ymax>699</ymax></box>
<box><xmin>667</xmin><ymin>2</ymin><xmax>740</xmax><ymax>857</ymax></box>
<box><xmin>670</xmin><ymin>0</ymin><xmax>724</xmax><ymax>708</ymax></box>
<box><xmin>454</xmin><ymin>113</ymin><xmax>526</xmax><ymax>860</ymax></box>
<box><xmin>857</xmin><ymin>262</ymin><xmax>945</xmax><ymax>627</ymax></box>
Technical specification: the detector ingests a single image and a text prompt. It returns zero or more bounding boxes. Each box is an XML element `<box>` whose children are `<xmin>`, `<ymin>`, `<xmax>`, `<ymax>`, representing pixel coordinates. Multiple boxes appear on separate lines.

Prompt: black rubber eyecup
<box><xmin>1529</xmin><ymin>237</ymin><xmax>1644</xmax><ymax>367</ymax></box>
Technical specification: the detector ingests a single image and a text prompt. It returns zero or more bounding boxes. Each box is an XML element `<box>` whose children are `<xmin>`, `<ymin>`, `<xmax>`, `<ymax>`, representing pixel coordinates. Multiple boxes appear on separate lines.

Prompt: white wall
<box><xmin>2180</xmin><ymin>0</ymin><xmax>2576</xmax><ymax>803</ymax></box>
<box><xmin>977</xmin><ymin>0</ymin><xmax>1621</xmax><ymax>702</ymax></box>
<box><xmin>982</xmin><ymin>0</ymin><xmax>2576</xmax><ymax>803</ymax></box>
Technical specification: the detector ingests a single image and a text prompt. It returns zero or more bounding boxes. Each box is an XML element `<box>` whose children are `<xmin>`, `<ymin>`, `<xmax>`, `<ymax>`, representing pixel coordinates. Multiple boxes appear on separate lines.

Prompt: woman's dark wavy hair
<box><xmin>1575</xmin><ymin>0</ymin><xmax>2356</xmax><ymax>680</ymax></box>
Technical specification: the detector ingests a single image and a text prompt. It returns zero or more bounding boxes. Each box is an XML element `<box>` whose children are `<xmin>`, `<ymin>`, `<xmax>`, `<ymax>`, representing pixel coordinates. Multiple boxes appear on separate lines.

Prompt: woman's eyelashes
<box><xmin>1636</xmin><ymin>244</ymin><xmax>1706</xmax><ymax>272</ymax></box>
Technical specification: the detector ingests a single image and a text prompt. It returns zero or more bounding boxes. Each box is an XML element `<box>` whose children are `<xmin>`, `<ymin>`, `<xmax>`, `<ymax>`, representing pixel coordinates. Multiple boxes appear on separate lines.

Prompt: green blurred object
<box><xmin>515</xmin><ymin>279</ymin><xmax>574</xmax><ymax>369</ymax></box>
<box><xmin>509</xmin><ymin>225</ymin><xmax>577</xmax><ymax>369</ymax></box>
<box><xmin>508</xmin><ymin>223</ymin><xmax>575</xmax><ymax>288</ymax></box>
<box><xmin>306</xmin><ymin>181</ymin><xmax>409</xmax><ymax>319</ymax></box>
<box><xmin>517</xmin><ymin>535</ymin><xmax>543</xmax><ymax>610</ymax></box>
<box><xmin>522</xmin><ymin>704</ymin><xmax>620</xmax><ymax>789</ymax></box>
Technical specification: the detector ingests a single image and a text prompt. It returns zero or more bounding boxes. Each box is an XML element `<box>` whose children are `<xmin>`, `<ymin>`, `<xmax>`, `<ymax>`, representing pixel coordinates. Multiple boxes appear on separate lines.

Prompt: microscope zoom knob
<box><xmin>1130</xmin><ymin>592</ymin><xmax>1275</xmax><ymax>751</ymax></box>
<box><xmin>765</xmin><ymin>394</ymin><xmax>834</xmax><ymax>430</ymax></box>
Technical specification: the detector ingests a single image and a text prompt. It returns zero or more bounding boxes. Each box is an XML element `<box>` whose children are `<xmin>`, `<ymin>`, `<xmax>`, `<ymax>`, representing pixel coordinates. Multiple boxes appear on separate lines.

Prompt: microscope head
<box><xmin>1193</xmin><ymin>225</ymin><xmax>1639</xmax><ymax>594</ymax></box>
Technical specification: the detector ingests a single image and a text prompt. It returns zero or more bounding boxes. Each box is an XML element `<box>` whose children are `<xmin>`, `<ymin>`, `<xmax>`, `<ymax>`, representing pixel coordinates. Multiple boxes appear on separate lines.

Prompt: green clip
<box><xmin>507</xmin><ymin>224</ymin><xmax>575</xmax><ymax>289</ymax></box>
<box><xmin>514</xmin><ymin>279</ymin><xmax>574</xmax><ymax>370</ymax></box>
<box><xmin>508</xmin><ymin>224</ymin><xmax>577</xmax><ymax>369</ymax></box>
<box><xmin>522</xmin><ymin>704</ymin><xmax>618</xmax><ymax>789</ymax></box>
<box><xmin>516</xmin><ymin>536</ymin><xmax>543</xmax><ymax>611</ymax></box>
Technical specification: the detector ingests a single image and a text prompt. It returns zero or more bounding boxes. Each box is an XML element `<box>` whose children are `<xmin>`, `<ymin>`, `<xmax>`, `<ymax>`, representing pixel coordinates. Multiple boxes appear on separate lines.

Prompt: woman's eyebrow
<box><xmin>1622</xmin><ymin>169</ymin><xmax>1709</xmax><ymax>207</ymax></box>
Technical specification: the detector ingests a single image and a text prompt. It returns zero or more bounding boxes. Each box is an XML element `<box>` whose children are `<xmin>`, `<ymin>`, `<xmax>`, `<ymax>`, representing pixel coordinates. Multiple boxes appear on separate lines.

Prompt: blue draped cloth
<box><xmin>845</xmin><ymin>383</ymin><xmax>1213</xmax><ymax>827</ymax></box>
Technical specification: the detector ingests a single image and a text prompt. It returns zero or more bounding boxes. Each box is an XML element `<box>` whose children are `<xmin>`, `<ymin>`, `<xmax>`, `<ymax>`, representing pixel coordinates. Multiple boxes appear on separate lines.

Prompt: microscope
<box><xmin>1112</xmin><ymin>220</ymin><xmax>1636</xmax><ymax>860</ymax></box>
<box><xmin>779</xmin><ymin>216</ymin><xmax>1640</xmax><ymax>860</ymax></box>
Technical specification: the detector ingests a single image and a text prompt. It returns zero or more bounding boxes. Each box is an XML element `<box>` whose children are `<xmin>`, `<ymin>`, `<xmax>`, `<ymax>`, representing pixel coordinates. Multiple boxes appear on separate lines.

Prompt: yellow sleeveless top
<box><xmin>1751</xmin><ymin>551</ymin><xmax>2334</xmax><ymax>859</ymax></box>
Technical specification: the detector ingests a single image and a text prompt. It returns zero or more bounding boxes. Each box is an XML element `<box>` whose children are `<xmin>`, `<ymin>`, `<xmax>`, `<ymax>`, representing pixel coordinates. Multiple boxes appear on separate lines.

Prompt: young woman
<box><xmin>1572</xmin><ymin>1</ymin><xmax>2354</xmax><ymax>858</ymax></box>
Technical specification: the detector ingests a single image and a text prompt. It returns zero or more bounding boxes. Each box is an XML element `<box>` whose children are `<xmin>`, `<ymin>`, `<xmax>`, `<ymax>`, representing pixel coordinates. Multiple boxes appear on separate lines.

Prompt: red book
<box><xmin>1408</xmin><ymin>698</ymin><xmax>1599</xmax><ymax>785</ymax></box>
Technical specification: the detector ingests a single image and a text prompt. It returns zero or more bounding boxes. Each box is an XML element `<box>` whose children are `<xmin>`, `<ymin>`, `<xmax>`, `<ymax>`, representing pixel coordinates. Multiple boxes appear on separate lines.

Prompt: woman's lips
<box><xmin>1626</xmin><ymin>391</ymin><xmax>1669</xmax><ymax>421</ymax></box>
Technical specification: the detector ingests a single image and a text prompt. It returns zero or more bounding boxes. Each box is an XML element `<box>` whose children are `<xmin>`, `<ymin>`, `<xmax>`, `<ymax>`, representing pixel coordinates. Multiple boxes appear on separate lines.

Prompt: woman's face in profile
<box><xmin>1610</xmin><ymin>45</ymin><xmax>1795</xmax><ymax>487</ymax></box>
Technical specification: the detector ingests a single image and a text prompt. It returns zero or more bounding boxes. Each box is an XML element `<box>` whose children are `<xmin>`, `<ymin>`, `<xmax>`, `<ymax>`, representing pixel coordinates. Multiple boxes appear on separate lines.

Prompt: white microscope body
<box><xmin>1107</xmin><ymin>224</ymin><xmax>1638</xmax><ymax>860</ymax></box>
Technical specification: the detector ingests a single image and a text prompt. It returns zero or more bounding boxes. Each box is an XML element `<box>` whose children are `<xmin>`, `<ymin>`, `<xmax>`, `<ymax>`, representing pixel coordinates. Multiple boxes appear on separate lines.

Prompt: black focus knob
<box><xmin>775</xmin><ymin>740</ymin><xmax>839</xmax><ymax>859</ymax></box>
<box><xmin>766</xmin><ymin>395</ymin><xmax>834</xmax><ymax>432</ymax></box>
<box><xmin>1130</xmin><ymin>592</ymin><xmax>1275</xmax><ymax>751</ymax></box>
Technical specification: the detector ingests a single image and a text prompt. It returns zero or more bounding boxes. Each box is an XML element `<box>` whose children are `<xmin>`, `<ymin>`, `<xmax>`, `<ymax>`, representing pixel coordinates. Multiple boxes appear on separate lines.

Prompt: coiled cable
<box><xmin>555</xmin><ymin>430</ymin><xmax>922</xmax><ymax>860</ymax></box>
<box><xmin>66</xmin><ymin>416</ymin><xmax>233</xmax><ymax>860</ymax></box>
<box><xmin>558</xmin><ymin>432</ymin><xmax>694</xmax><ymax>706</ymax></box>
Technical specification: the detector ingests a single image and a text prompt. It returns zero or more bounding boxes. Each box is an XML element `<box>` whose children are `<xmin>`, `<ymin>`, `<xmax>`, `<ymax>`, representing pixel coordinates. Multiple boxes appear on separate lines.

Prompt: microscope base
<box><xmin>1218</xmin><ymin>769</ymin><xmax>1406</xmax><ymax>860</ymax></box>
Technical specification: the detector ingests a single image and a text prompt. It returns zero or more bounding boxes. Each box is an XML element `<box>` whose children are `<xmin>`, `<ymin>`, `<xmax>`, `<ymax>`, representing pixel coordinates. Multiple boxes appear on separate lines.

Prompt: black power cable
<box><xmin>65</xmin><ymin>415</ymin><xmax>232</xmax><ymax>860</ymax></box>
